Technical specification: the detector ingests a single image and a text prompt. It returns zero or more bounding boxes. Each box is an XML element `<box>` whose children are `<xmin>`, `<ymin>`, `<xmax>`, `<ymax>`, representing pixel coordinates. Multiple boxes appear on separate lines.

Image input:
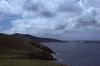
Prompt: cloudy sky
<box><xmin>0</xmin><ymin>0</ymin><xmax>100</xmax><ymax>40</ymax></box>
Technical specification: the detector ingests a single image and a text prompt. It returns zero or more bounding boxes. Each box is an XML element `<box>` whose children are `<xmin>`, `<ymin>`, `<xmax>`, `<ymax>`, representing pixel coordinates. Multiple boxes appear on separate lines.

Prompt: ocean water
<box><xmin>43</xmin><ymin>42</ymin><xmax>100</xmax><ymax>66</ymax></box>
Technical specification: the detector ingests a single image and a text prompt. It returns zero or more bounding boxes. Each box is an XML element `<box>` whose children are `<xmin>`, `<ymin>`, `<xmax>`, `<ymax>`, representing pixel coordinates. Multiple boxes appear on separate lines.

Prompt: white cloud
<box><xmin>1</xmin><ymin>0</ymin><xmax>100</xmax><ymax>40</ymax></box>
<box><xmin>0</xmin><ymin>0</ymin><xmax>25</xmax><ymax>15</ymax></box>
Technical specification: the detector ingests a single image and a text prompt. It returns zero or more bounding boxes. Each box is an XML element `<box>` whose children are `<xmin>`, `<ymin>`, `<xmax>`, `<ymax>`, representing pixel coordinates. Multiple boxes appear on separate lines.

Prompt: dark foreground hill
<box><xmin>0</xmin><ymin>33</ymin><xmax>54</xmax><ymax>60</ymax></box>
<box><xmin>0</xmin><ymin>33</ymin><xmax>68</xmax><ymax>66</ymax></box>
<box><xmin>12</xmin><ymin>33</ymin><xmax>64</xmax><ymax>42</ymax></box>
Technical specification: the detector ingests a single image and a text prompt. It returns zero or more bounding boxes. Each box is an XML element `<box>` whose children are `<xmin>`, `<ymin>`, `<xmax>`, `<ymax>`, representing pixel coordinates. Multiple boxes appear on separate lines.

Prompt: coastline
<box><xmin>0</xmin><ymin>33</ymin><xmax>69</xmax><ymax>66</ymax></box>
<box><xmin>42</xmin><ymin>42</ymin><xmax>71</xmax><ymax>66</ymax></box>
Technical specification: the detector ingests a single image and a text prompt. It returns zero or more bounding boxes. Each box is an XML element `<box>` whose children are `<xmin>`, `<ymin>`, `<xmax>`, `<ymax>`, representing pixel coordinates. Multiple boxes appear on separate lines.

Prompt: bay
<box><xmin>43</xmin><ymin>42</ymin><xmax>100</xmax><ymax>66</ymax></box>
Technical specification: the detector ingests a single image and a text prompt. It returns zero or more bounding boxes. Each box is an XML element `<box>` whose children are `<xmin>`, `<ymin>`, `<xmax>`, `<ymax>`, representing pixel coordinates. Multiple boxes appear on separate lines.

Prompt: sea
<box><xmin>43</xmin><ymin>42</ymin><xmax>100</xmax><ymax>66</ymax></box>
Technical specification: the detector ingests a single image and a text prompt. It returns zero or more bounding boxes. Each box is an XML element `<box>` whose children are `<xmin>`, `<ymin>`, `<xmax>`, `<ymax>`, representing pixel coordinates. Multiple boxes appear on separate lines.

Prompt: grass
<box><xmin>0</xmin><ymin>34</ymin><xmax>54</xmax><ymax>60</ymax></box>
<box><xmin>0</xmin><ymin>59</ymin><xmax>64</xmax><ymax>66</ymax></box>
<box><xmin>0</xmin><ymin>33</ymin><xmax>68</xmax><ymax>66</ymax></box>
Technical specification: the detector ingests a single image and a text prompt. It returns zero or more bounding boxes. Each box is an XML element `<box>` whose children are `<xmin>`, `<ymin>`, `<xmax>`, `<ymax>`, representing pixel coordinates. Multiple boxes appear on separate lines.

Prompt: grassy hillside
<box><xmin>0</xmin><ymin>59</ymin><xmax>67</xmax><ymax>66</ymax></box>
<box><xmin>0</xmin><ymin>33</ymin><xmax>68</xmax><ymax>66</ymax></box>
<box><xmin>0</xmin><ymin>33</ymin><xmax>55</xmax><ymax>60</ymax></box>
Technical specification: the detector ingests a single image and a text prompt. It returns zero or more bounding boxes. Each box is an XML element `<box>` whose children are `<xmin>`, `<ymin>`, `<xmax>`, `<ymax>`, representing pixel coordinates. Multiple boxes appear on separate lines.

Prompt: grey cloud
<box><xmin>24</xmin><ymin>0</ymin><xmax>41</xmax><ymax>11</ymax></box>
<box><xmin>45</xmin><ymin>29</ymin><xmax>100</xmax><ymax>40</ymax></box>
<box><xmin>40</xmin><ymin>11</ymin><xmax>56</xmax><ymax>18</ymax></box>
<box><xmin>58</xmin><ymin>0</ymin><xmax>82</xmax><ymax>13</ymax></box>
<box><xmin>58</xmin><ymin>3</ymin><xmax>82</xmax><ymax>13</ymax></box>
<box><xmin>25</xmin><ymin>4</ymin><xmax>40</xmax><ymax>11</ymax></box>
<box><xmin>76</xmin><ymin>16</ymin><xmax>97</xmax><ymax>27</ymax></box>
<box><xmin>1</xmin><ymin>0</ymin><xmax>100</xmax><ymax>40</ymax></box>
<box><xmin>87</xmin><ymin>0</ymin><xmax>100</xmax><ymax>8</ymax></box>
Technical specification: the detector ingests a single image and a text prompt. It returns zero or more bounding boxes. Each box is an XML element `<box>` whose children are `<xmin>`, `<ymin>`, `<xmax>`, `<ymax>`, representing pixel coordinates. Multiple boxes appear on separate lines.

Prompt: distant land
<box><xmin>12</xmin><ymin>33</ymin><xmax>65</xmax><ymax>42</ymax></box>
<box><xmin>1</xmin><ymin>33</ymin><xmax>100</xmax><ymax>43</ymax></box>
<box><xmin>65</xmin><ymin>40</ymin><xmax>100</xmax><ymax>43</ymax></box>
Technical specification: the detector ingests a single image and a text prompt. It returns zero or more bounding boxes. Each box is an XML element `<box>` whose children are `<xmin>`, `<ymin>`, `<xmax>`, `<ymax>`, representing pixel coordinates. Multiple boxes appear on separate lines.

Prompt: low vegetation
<box><xmin>0</xmin><ymin>33</ymin><xmax>67</xmax><ymax>66</ymax></box>
<box><xmin>0</xmin><ymin>59</ymin><xmax>66</xmax><ymax>66</ymax></box>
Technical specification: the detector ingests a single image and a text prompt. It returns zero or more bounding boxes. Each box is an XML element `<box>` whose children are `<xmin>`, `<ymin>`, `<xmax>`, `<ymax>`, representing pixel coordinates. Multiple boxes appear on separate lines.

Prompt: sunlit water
<box><xmin>43</xmin><ymin>42</ymin><xmax>100</xmax><ymax>66</ymax></box>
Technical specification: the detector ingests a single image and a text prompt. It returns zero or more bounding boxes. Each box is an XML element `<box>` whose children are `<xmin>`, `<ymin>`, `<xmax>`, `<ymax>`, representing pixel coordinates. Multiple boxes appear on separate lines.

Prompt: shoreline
<box><xmin>0</xmin><ymin>33</ymin><xmax>69</xmax><ymax>66</ymax></box>
<box><xmin>42</xmin><ymin>42</ymin><xmax>71</xmax><ymax>66</ymax></box>
<box><xmin>51</xmin><ymin>53</ymin><xmax>69</xmax><ymax>66</ymax></box>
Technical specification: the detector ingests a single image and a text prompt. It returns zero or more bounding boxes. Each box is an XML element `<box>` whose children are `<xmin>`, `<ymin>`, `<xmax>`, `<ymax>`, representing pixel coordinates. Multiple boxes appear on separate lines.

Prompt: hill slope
<box><xmin>0</xmin><ymin>33</ymin><xmax>54</xmax><ymax>60</ymax></box>
<box><xmin>0</xmin><ymin>33</ymin><xmax>68</xmax><ymax>66</ymax></box>
<box><xmin>12</xmin><ymin>33</ymin><xmax>64</xmax><ymax>42</ymax></box>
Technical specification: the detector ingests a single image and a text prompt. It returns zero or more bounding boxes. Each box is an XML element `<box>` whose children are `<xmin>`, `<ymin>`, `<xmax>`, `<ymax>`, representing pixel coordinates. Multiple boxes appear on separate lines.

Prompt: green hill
<box><xmin>0</xmin><ymin>33</ymin><xmax>55</xmax><ymax>60</ymax></box>
<box><xmin>0</xmin><ymin>33</ymin><xmax>68</xmax><ymax>66</ymax></box>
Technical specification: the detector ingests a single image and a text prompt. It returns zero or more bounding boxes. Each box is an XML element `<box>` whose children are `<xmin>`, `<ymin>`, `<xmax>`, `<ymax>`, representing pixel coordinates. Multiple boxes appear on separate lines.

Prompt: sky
<box><xmin>0</xmin><ymin>0</ymin><xmax>100</xmax><ymax>40</ymax></box>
